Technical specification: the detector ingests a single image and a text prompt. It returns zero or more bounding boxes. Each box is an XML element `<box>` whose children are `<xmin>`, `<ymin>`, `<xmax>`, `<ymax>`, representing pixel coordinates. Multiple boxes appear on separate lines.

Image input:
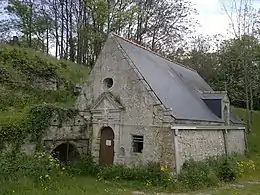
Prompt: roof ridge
<box><xmin>111</xmin><ymin>33</ymin><xmax>197</xmax><ymax>73</ymax></box>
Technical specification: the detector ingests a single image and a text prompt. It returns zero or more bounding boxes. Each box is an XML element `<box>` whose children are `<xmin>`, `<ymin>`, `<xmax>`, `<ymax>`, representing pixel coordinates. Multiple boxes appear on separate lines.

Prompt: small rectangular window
<box><xmin>132</xmin><ymin>135</ymin><xmax>144</xmax><ymax>153</ymax></box>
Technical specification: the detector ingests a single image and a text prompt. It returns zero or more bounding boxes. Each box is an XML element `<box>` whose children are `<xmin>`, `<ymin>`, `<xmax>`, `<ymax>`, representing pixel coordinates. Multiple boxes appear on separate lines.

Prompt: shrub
<box><xmin>97</xmin><ymin>162</ymin><xmax>174</xmax><ymax>187</ymax></box>
<box><xmin>217</xmin><ymin>157</ymin><xmax>237</xmax><ymax>182</ymax></box>
<box><xmin>178</xmin><ymin>155</ymin><xmax>242</xmax><ymax>190</ymax></box>
<box><xmin>0</xmin><ymin>152</ymin><xmax>65</xmax><ymax>179</ymax></box>
<box><xmin>178</xmin><ymin>159</ymin><xmax>219</xmax><ymax>190</ymax></box>
<box><xmin>67</xmin><ymin>154</ymin><xmax>99</xmax><ymax>176</ymax></box>
<box><xmin>207</xmin><ymin>156</ymin><xmax>238</xmax><ymax>182</ymax></box>
<box><xmin>0</xmin><ymin>151</ymin><xmax>67</xmax><ymax>191</ymax></box>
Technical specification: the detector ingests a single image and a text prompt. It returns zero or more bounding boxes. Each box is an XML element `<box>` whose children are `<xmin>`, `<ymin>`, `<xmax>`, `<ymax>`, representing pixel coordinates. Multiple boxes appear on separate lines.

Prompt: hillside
<box><xmin>0</xmin><ymin>44</ymin><xmax>89</xmax><ymax>125</ymax></box>
<box><xmin>232</xmin><ymin>107</ymin><xmax>260</xmax><ymax>156</ymax></box>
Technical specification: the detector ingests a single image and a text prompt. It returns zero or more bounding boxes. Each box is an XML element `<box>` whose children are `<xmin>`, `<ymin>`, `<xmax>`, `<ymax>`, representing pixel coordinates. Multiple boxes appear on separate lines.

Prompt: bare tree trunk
<box><xmin>65</xmin><ymin>0</ymin><xmax>69</xmax><ymax>60</ymax></box>
<box><xmin>69</xmin><ymin>0</ymin><xmax>75</xmax><ymax>62</ymax></box>
<box><xmin>29</xmin><ymin>0</ymin><xmax>33</xmax><ymax>48</ymax></box>
<box><xmin>77</xmin><ymin>0</ymin><xmax>83</xmax><ymax>64</ymax></box>
<box><xmin>46</xmin><ymin>18</ymin><xmax>49</xmax><ymax>55</ymax></box>
<box><xmin>60</xmin><ymin>0</ymin><xmax>64</xmax><ymax>59</ymax></box>
<box><xmin>54</xmin><ymin>0</ymin><xmax>59</xmax><ymax>58</ymax></box>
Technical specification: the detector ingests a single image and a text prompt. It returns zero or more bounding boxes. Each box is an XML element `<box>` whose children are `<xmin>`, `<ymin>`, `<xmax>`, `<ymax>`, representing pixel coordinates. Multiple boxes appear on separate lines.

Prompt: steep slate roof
<box><xmin>112</xmin><ymin>34</ymin><xmax>243</xmax><ymax>124</ymax></box>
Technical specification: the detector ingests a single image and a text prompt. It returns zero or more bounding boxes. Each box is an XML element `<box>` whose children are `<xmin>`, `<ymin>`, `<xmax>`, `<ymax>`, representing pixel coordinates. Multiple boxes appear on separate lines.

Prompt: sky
<box><xmin>1</xmin><ymin>0</ymin><xmax>260</xmax><ymax>40</ymax></box>
<box><xmin>193</xmin><ymin>0</ymin><xmax>260</xmax><ymax>38</ymax></box>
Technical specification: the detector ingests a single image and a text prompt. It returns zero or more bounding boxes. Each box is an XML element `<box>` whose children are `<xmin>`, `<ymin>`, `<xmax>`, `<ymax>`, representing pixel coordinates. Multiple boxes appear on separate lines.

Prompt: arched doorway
<box><xmin>99</xmin><ymin>127</ymin><xmax>115</xmax><ymax>165</ymax></box>
<box><xmin>51</xmin><ymin>142</ymin><xmax>80</xmax><ymax>166</ymax></box>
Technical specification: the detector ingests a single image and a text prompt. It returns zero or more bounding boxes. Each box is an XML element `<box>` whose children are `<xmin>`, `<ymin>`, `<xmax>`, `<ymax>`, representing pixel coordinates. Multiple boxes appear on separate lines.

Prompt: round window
<box><xmin>103</xmin><ymin>77</ymin><xmax>113</xmax><ymax>89</ymax></box>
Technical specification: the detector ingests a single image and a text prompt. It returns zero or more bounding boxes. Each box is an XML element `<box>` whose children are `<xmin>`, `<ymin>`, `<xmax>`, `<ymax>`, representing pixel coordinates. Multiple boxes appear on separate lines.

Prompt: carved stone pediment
<box><xmin>91</xmin><ymin>92</ymin><xmax>124</xmax><ymax>113</ymax></box>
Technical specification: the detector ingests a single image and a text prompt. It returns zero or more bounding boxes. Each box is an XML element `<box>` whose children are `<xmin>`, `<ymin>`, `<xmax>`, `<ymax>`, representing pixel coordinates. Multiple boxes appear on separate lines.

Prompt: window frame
<box><xmin>103</xmin><ymin>77</ymin><xmax>114</xmax><ymax>89</ymax></box>
<box><xmin>132</xmin><ymin>135</ymin><xmax>144</xmax><ymax>153</ymax></box>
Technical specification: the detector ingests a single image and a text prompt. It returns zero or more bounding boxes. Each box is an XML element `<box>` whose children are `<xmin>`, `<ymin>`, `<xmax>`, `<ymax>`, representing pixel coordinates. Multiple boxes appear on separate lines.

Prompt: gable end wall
<box><xmin>84</xmin><ymin>36</ymin><xmax>175</xmax><ymax>167</ymax></box>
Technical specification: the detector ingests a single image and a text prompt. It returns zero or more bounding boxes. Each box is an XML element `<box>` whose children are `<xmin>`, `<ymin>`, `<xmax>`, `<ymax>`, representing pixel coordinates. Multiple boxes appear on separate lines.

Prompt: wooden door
<box><xmin>99</xmin><ymin>127</ymin><xmax>115</xmax><ymax>165</ymax></box>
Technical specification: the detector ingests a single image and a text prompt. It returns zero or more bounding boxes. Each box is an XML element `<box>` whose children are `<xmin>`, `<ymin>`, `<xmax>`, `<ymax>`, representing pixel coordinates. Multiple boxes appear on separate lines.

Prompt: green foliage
<box><xmin>233</xmin><ymin>107</ymin><xmax>260</xmax><ymax>155</ymax></box>
<box><xmin>67</xmin><ymin>154</ymin><xmax>99</xmax><ymax>176</ymax></box>
<box><xmin>0</xmin><ymin>151</ymin><xmax>69</xmax><ymax>193</ymax></box>
<box><xmin>0</xmin><ymin>152</ymin><xmax>64</xmax><ymax>180</ymax></box>
<box><xmin>97</xmin><ymin>162</ymin><xmax>174</xmax><ymax>187</ymax></box>
<box><xmin>0</xmin><ymin>86</ymin><xmax>75</xmax><ymax>111</ymax></box>
<box><xmin>0</xmin><ymin>104</ymin><xmax>78</xmax><ymax>152</ymax></box>
<box><xmin>0</xmin><ymin>43</ymin><xmax>88</xmax><ymax>151</ymax></box>
<box><xmin>0</xmin><ymin>44</ymin><xmax>89</xmax><ymax>86</ymax></box>
<box><xmin>207</xmin><ymin>156</ymin><xmax>238</xmax><ymax>182</ymax></box>
<box><xmin>179</xmin><ymin>156</ymin><xmax>240</xmax><ymax>190</ymax></box>
<box><xmin>179</xmin><ymin>159</ymin><xmax>219</xmax><ymax>190</ymax></box>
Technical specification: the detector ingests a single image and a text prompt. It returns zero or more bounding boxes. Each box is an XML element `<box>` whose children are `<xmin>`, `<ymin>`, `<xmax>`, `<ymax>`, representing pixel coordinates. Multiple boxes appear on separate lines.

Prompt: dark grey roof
<box><xmin>113</xmin><ymin>34</ymin><xmax>243</xmax><ymax>124</ymax></box>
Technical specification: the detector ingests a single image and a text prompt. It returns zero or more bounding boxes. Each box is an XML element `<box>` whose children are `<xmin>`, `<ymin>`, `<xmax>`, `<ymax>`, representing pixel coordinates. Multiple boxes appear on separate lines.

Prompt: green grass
<box><xmin>0</xmin><ymin>43</ymin><xmax>89</xmax><ymax>125</ymax></box>
<box><xmin>232</xmin><ymin>107</ymin><xmax>260</xmax><ymax>156</ymax></box>
<box><xmin>0</xmin><ymin>176</ymin><xmax>133</xmax><ymax>195</ymax></box>
<box><xmin>0</xmin><ymin>44</ymin><xmax>90</xmax><ymax>84</ymax></box>
<box><xmin>232</xmin><ymin>107</ymin><xmax>260</xmax><ymax>181</ymax></box>
<box><xmin>212</xmin><ymin>183</ymin><xmax>260</xmax><ymax>195</ymax></box>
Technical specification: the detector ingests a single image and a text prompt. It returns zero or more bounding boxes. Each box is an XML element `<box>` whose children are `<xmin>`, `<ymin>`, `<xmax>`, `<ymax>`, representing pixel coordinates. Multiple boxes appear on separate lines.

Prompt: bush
<box><xmin>179</xmin><ymin>156</ymin><xmax>240</xmax><ymax>190</ymax></box>
<box><xmin>0</xmin><ymin>151</ymin><xmax>66</xmax><ymax>191</ymax></box>
<box><xmin>178</xmin><ymin>159</ymin><xmax>219</xmax><ymax>190</ymax></box>
<box><xmin>67</xmin><ymin>154</ymin><xmax>99</xmax><ymax>176</ymax></box>
<box><xmin>97</xmin><ymin>162</ymin><xmax>174</xmax><ymax>187</ymax></box>
<box><xmin>0</xmin><ymin>151</ymin><xmax>247</xmax><ymax>192</ymax></box>
<box><xmin>207</xmin><ymin>156</ymin><xmax>238</xmax><ymax>182</ymax></box>
<box><xmin>217</xmin><ymin>157</ymin><xmax>237</xmax><ymax>182</ymax></box>
<box><xmin>0</xmin><ymin>152</ymin><xmax>64</xmax><ymax>178</ymax></box>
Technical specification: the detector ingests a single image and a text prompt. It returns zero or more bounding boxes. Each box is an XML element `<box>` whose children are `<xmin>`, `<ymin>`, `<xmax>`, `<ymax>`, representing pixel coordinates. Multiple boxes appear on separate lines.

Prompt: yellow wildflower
<box><xmin>160</xmin><ymin>166</ymin><xmax>165</xmax><ymax>172</ymax></box>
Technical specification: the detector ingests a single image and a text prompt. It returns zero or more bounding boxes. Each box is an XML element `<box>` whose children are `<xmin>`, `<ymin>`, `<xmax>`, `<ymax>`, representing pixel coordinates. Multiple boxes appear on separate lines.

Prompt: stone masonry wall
<box><xmin>178</xmin><ymin>130</ymin><xmax>225</xmax><ymax>167</ymax></box>
<box><xmin>117</xmin><ymin>126</ymin><xmax>175</xmax><ymax>169</ymax></box>
<box><xmin>177</xmin><ymin>129</ymin><xmax>246</xmax><ymax>168</ymax></box>
<box><xmin>226</xmin><ymin>129</ymin><xmax>246</xmax><ymax>155</ymax></box>
<box><xmin>76</xmin><ymin>34</ymin><xmax>175</xmax><ymax>167</ymax></box>
<box><xmin>41</xmin><ymin>114</ymin><xmax>91</xmax><ymax>155</ymax></box>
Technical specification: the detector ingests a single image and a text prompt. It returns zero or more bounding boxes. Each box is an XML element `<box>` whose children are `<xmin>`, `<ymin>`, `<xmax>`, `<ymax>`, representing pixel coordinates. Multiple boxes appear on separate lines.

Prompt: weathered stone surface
<box><xmin>178</xmin><ymin>130</ymin><xmax>225</xmax><ymax>167</ymax></box>
<box><xmin>226</xmin><ymin>129</ymin><xmax>246</xmax><ymax>155</ymax></box>
<box><xmin>77</xmin><ymin>36</ymin><xmax>173</xmax><ymax>167</ymax></box>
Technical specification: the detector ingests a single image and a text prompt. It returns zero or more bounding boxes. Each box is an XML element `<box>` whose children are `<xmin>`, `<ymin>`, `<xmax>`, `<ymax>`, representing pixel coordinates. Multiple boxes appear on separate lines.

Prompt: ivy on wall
<box><xmin>0</xmin><ymin>44</ymin><xmax>89</xmax><ymax>154</ymax></box>
<box><xmin>0</xmin><ymin>104</ymin><xmax>79</xmax><ymax>153</ymax></box>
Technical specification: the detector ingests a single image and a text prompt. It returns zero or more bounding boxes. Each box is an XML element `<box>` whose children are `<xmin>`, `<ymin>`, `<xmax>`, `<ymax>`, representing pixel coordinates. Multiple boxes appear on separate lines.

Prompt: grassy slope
<box><xmin>208</xmin><ymin>108</ymin><xmax>260</xmax><ymax>195</ymax></box>
<box><xmin>233</xmin><ymin>107</ymin><xmax>260</xmax><ymax>156</ymax></box>
<box><xmin>0</xmin><ymin>44</ymin><xmax>89</xmax><ymax>124</ymax></box>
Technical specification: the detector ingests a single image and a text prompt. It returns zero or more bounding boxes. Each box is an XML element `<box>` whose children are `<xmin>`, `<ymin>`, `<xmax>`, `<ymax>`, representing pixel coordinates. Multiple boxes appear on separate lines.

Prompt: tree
<box><xmin>221</xmin><ymin>0</ymin><xmax>259</xmax><ymax>132</ymax></box>
<box><xmin>1</xmin><ymin>0</ymin><xmax>197</xmax><ymax>68</ymax></box>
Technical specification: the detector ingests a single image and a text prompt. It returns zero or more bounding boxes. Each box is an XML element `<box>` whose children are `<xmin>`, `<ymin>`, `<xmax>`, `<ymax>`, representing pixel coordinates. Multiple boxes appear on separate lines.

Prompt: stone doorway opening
<box><xmin>99</xmin><ymin>126</ymin><xmax>115</xmax><ymax>165</ymax></box>
<box><xmin>51</xmin><ymin>142</ymin><xmax>80</xmax><ymax>166</ymax></box>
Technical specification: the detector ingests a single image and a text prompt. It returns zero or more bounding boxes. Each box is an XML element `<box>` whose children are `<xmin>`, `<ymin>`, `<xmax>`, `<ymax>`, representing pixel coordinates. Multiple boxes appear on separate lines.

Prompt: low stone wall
<box><xmin>177</xmin><ymin>129</ymin><xmax>246</xmax><ymax>168</ymax></box>
<box><xmin>19</xmin><ymin>114</ymin><xmax>92</xmax><ymax>156</ymax></box>
<box><xmin>226</xmin><ymin>129</ymin><xmax>246</xmax><ymax>155</ymax></box>
<box><xmin>178</xmin><ymin>130</ymin><xmax>225</xmax><ymax>167</ymax></box>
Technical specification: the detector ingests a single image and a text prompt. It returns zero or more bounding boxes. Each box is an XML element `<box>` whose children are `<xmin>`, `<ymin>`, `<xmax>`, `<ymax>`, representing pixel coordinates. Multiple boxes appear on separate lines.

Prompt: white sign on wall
<box><xmin>106</xmin><ymin>140</ymin><xmax>112</xmax><ymax>146</ymax></box>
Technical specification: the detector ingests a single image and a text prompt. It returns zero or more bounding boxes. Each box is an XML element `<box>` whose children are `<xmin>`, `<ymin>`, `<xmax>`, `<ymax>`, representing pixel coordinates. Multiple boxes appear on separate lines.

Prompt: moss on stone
<box><xmin>0</xmin><ymin>44</ymin><xmax>89</xmax><ymax>151</ymax></box>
